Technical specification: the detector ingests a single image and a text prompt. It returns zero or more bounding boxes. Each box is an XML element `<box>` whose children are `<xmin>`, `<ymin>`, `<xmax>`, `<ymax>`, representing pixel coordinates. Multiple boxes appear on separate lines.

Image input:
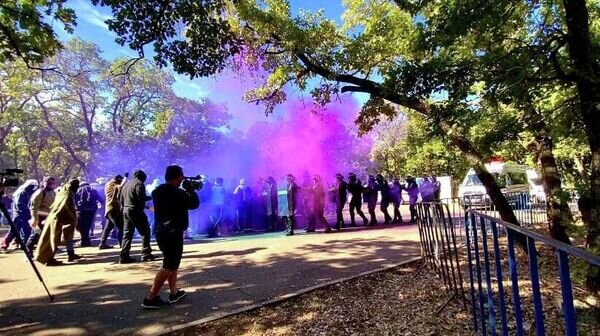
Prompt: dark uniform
<box><xmin>265</xmin><ymin>177</ymin><xmax>278</xmax><ymax>231</ymax></box>
<box><xmin>76</xmin><ymin>182</ymin><xmax>101</xmax><ymax>247</ymax></box>
<box><xmin>306</xmin><ymin>175</ymin><xmax>330</xmax><ymax>232</ymax></box>
<box><xmin>364</xmin><ymin>175</ymin><xmax>378</xmax><ymax>225</ymax></box>
<box><xmin>376</xmin><ymin>174</ymin><xmax>393</xmax><ymax>224</ymax></box>
<box><xmin>406</xmin><ymin>177</ymin><xmax>419</xmax><ymax>222</ymax></box>
<box><xmin>347</xmin><ymin>173</ymin><xmax>368</xmax><ymax>226</ymax></box>
<box><xmin>285</xmin><ymin>174</ymin><xmax>299</xmax><ymax>236</ymax></box>
<box><xmin>390</xmin><ymin>179</ymin><xmax>404</xmax><ymax>223</ymax></box>
<box><xmin>332</xmin><ymin>174</ymin><xmax>347</xmax><ymax>229</ymax></box>
<box><xmin>120</xmin><ymin>170</ymin><xmax>153</xmax><ymax>262</ymax></box>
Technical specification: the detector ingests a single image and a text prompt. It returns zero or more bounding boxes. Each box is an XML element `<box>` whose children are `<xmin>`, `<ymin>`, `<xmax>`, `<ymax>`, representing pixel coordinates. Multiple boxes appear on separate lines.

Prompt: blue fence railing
<box><xmin>465</xmin><ymin>210</ymin><xmax>600</xmax><ymax>336</ymax></box>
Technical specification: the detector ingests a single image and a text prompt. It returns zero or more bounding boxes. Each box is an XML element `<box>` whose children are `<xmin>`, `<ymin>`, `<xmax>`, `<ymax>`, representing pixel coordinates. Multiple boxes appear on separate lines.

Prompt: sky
<box><xmin>55</xmin><ymin>0</ymin><xmax>361</xmax><ymax>131</ymax></box>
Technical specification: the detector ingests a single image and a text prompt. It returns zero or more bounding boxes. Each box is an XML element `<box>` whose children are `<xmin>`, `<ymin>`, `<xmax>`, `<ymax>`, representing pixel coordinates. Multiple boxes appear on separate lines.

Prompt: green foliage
<box><xmin>0</xmin><ymin>38</ymin><xmax>229</xmax><ymax>180</ymax></box>
<box><xmin>371</xmin><ymin>113</ymin><xmax>469</xmax><ymax>191</ymax></box>
<box><xmin>91</xmin><ymin>0</ymin><xmax>239</xmax><ymax>78</ymax></box>
<box><xmin>0</xmin><ymin>0</ymin><xmax>76</xmax><ymax>65</ymax></box>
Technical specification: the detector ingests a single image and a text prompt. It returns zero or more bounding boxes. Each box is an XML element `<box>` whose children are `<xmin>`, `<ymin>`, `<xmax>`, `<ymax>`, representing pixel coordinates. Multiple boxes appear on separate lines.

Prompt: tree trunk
<box><xmin>562</xmin><ymin>0</ymin><xmax>600</xmax><ymax>290</ymax></box>
<box><xmin>448</xmin><ymin>133</ymin><xmax>520</xmax><ymax>223</ymax></box>
<box><xmin>534</xmin><ymin>135</ymin><xmax>572</xmax><ymax>244</ymax></box>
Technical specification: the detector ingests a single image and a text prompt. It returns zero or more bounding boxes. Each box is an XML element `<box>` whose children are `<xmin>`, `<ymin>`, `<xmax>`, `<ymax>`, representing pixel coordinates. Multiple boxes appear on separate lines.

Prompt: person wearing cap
<box><xmin>330</xmin><ymin>173</ymin><xmax>348</xmax><ymax>230</ymax></box>
<box><xmin>284</xmin><ymin>174</ymin><xmax>299</xmax><ymax>236</ymax></box>
<box><xmin>99</xmin><ymin>174</ymin><xmax>126</xmax><ymax>249</ymax></box>
<box><xmin>390</xmin><ymin>178</ymin><xmax>404</xmax><ymax>224</ymax></box>
<box><xmin>364</xmin><ymin>175</ymin><xmax>378</xmax><ymax>225</ymax></box>
<box><xmin>263</xmin><ymin>176</ymin><xmax>278</xmax><ymax>232</ymax></box>
<box><xmin>142</xmin><ymin>165</ymin><xmax>199</xmax><ymax>309</ymax></box>
<box><xmin>120</xmin><ymin>170</ymin><xmax>155</xmax><ymax>263</ymax></box>
<box><xmin>406</xmin><ymin>176</ymin><xmax>420</xmax><ymax>223</ymax></box>
<box><xmin>306</xmin><ymin>175</ymin><xmax>330</xmax><ymax>233</ymax></box>
<box><xmin>35</xmin><ymin>179</ymin><xmax>81</xmax><ymax>265</ymax></box>
<box><xmin>26</xmin><ymin>177</ymin><xmax>57</xmax><ymax>253</ymax></box>
<box><xmin>376</xmin><ymin>174</ymin><xmax>393</xmax><ymax>224</ymax></box>
<box><xmin>0</xmin><ymin>179</ymin><xmax>38</xmax><ymax>252</ymax></box>
<box><xmin>347</xmin><ymin>173</ymin><xmax>368</xmax><ymax>227</ymax></box>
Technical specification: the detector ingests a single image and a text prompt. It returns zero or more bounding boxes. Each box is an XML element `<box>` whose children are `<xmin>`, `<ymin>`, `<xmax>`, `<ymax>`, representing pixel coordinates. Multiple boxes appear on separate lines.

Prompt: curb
<box><xmin>146</xmin><ymin>255</ymin><xmax>422</xmax><ymax>336</ymax></box>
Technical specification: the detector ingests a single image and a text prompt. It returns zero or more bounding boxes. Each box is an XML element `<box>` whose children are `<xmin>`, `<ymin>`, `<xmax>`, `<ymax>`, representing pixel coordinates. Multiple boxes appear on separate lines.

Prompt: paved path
<box><xmin>0</xmin><ymin>224</ymin><xmax>420</xmax><ymax>335</ymax></box>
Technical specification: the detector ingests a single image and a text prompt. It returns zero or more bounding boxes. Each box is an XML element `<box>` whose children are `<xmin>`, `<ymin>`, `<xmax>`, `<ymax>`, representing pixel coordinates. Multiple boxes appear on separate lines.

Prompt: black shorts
<box><xmin>156</xmin><ymin>232</ymin><xmax>184</xmax><ymax>271</ymax></box>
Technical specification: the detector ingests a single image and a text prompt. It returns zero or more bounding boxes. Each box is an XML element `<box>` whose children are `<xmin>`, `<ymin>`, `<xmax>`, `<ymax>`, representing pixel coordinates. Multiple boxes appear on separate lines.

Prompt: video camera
<box><xmin>183</xmin><ymin>175</ymin><xmax>203</xmax><ymax>191</ymax></box>
<box><xmin>0</xmin><ymin>168</ymin><xmax>23</xmax><ymax>188</ymax></box>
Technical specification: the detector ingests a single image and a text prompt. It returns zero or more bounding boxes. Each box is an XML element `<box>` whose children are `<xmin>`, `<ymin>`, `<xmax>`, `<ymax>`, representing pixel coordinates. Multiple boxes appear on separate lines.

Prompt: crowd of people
<box><xmin>0</xmin><ymin>167</ymin><xmax>443</xmax><ymax>308</ymax></box>
<box><xmin>0</xmin><ymin>170</ymin><xmax>444</xmax><ymax>263</ymax></box>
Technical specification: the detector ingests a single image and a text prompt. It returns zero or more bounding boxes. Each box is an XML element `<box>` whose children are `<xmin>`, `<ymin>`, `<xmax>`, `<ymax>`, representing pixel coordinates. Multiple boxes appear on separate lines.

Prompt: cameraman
<box><xmin>142</xmin><ymin>165</ymin><xmax>199</xmax><ymax>309</ymax></box>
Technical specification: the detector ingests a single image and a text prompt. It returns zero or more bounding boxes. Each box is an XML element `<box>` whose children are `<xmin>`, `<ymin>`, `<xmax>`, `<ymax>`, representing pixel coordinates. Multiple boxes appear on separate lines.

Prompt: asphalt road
<box><xmin>0</xmin><ymin>220</ymin><xmax>420</xmax><ymax>336</ymax></box>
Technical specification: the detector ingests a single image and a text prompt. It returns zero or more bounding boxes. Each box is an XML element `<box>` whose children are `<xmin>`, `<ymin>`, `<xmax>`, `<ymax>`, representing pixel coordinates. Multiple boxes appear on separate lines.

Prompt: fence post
<box><xmin>465</xmin><ymin>212</ymin><xmax>479</xmax><ymax>333</ymax></box>
<box><xmin>557</xmin><ymin>250</ymin><xmax>577</xmax><ymax>336</ymax></box>
<box><xmin>490</xmin><ymin>221</ymin><xmax>509</xmax><ymax>336</ymax></box>
<box><xmin>507</xmin><ymin>229</ymin><xmax>525</xmax><ymax>336</ymax></box>
<box><xmin>471</xmin><ymin>213</ymin><xmax>487</xmax><ymax>335</ymax></box>
<box><xmin>479</xmin><ymin>217</ymin><xmax>497</xmax><ymax>335</ymax></box>
<box><xmin>527</xmin><ymin>237</ymin><xmax>545</xmax><ymax>336</ymax></box>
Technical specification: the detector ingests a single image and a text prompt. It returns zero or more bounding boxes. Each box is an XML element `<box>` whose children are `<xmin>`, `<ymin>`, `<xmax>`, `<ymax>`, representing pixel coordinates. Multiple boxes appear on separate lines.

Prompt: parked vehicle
<box><xmin>458</xmin><ymin>162</ymin><xmax>534</xmax><ymax>208</ymax></box>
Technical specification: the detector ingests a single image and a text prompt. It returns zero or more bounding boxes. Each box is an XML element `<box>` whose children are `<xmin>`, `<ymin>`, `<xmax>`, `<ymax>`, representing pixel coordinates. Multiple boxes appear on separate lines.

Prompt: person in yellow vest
<box><xmin>35</xmin><ymin>179</ymin><xmax>82</xmax><ymax>266</ymax></box>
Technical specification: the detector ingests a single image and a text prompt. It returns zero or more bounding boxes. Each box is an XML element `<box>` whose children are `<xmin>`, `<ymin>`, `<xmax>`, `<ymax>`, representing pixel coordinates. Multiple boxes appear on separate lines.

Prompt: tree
<box><xmin>0</xmin><ymin>0</ymin><xmax>76</xmax><ymax>68</ymax></box>
<box><xmin>91</xmin><ymin>0</ymin><xmax>239</xmax><ymax>78</ymax></box>
<box><xmin>371</xmin><ymin>113</ymin><xmax>470</xmax><ymax>193</ymax></box>
<box><xmin>0</xmin><ymin>37</ymin><xmax>230</xmax><ymax>182</ymax></box>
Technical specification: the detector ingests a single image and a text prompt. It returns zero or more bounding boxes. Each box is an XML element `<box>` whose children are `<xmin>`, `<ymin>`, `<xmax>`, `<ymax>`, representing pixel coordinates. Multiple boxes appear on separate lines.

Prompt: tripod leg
<box><xmin>0</xmin><ymin>203</ymin><xmax>54</xmax><ymax>302</ymax></box>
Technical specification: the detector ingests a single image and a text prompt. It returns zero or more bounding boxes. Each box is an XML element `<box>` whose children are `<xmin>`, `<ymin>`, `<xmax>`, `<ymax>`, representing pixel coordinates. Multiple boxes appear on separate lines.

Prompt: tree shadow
<box><xmin>0</xmin><ymin>235</ymin><xmax>420</xmax><ymax>335</ymax></box>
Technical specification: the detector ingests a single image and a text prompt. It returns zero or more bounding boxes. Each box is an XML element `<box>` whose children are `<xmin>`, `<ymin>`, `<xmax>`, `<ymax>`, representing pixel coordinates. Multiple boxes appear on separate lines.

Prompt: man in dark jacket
<box><xmin>331</xmin><ymin>173</ymin><xmax>348</xmax><ymax>230</ymax></box>
<box><xmin>376</xmin><ymin>174</ymin><xmax>393</xmax><ymax>224</ymax></box>
<box><xmin>120</xmin><ymin>170</ymin><xmax>154</xmax><ymax>263</ymax></box>
<box><xmin>285</xmin><ymin>174</ymin><xmax>298</xmax><ymax>236</ymax></box>
<box><xmin>406</xmin><ymin>176</ymin><xmax>420</xmax><ymax>223</ymax></box>
<box><xmin>305</xmin><ymin>175</ymin><xmax>330</xmax><ymax>233</ymax></box>
<box><xmin>364</xmin><ymin>175</ymin><xmax>378</xmax><ymax>225</ymax></box>
<box><xmin>347</xmin><ymin>173</ymin><xmax>368</xmax><ymax>226</ymax></box>
<box><xmin>76</xmin><ymin>181</ymin><xmax>102</xmax><ymax>247</ymax></box>
<box><xmin>390</xmin><ymin>178</ymin><xmax>404</xmax><ymax>224</ymax></box>
<box><xmin>142</xmin><ymin>165</ymin><xmax>200</xmax><ymax>309</ymax></box>
<box><xmin>265</xmin><ymin>176</ymin><xmax>278</xmax><ymax>231</ymax></box>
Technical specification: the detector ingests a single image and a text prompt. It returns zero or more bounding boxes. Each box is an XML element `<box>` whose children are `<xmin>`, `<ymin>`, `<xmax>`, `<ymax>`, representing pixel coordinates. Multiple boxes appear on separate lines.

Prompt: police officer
<box><xmin>306</xmin><ymin>175</ymin><xmax>330</xmax><ymax>233</ymax></box>
<box><xmin>364</xmin><ymin>175</ymin><xmax>378</xmax><ymax>225</ymax></box>
<box><xmin>376</xmin><ymin>174</ymin><xmax>393</xmax><ymax>224</ymax></box>
<box><xmin>285</xmin><ymin>174</ymin><xmax>299</xmax><ymax>236</ymax></box>
<box><xmin>331</xmin><ymin>173</ymin><xmax>347</xmax><ymax>230</ymax></box>
<box><xmin>390</xmin><ymin>178</ymin><xmax>404</xmax><ymax>224</ymax></box>
<box><xmin>347</xmin><ymin>173</ymin><xmax>368</xmax><ymax>226</ymax></box>
<box><xmin>406</xmin><ymin>176</ymin><xmax>419</xmax><ymax>223</ymax></box>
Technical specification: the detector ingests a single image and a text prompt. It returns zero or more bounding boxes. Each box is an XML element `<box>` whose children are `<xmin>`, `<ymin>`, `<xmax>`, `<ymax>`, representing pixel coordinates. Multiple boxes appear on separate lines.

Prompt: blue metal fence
<box><xmin>465</xmin><ymin>210</ymin><xmax>600</xmax><ymax>335</ymax></box>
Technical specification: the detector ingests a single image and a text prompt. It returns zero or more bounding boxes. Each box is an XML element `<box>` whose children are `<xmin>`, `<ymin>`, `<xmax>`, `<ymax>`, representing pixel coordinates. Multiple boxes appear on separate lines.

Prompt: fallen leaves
<box><xmin>168</xmin><ymin>261</ymin><xmax>473</xmax><ymax>336</ymax></box>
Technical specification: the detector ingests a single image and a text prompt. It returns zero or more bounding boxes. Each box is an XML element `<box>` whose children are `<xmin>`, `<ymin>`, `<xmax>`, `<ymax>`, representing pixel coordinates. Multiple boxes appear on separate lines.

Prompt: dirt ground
<box><xmin>169</xmin><ymin>260</ymin><xmax>473</xmax><ymax>336</ymax></box>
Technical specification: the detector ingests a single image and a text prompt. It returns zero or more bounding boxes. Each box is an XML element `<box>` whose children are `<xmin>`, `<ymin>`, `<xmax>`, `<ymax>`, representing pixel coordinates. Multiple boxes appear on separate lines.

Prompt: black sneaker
<box><xmin>141</xmin><ymin>296</ymin><xmax>170</xmax><ymax>309</ymax></box>
<box><xmin>142</xmin><ymin>254</ymin><xmax>156</xmax><ymax>261</ymax></box>
<box><xmin>98</xmin><ymin>244</ymin><xmax>113</xmax><ymax>250</ymax></box>
<box><xmin>168</xmin><ymin>290</ymin><xmax>186</xmax><ymax>303</ymax></box>
<box><xmin>68</xmin><ymin>254</ymin><xmax>82</xmax><ymax>262</ymax></box>
<box><xmin>119</xmin><ymin>257</ymin><xmax>137</xmax><ymax>264</ymax></box>
<box><xmin>45</xmin><ymin>258</ymin><xmax>63</xmax><ymax>266</ymax></box>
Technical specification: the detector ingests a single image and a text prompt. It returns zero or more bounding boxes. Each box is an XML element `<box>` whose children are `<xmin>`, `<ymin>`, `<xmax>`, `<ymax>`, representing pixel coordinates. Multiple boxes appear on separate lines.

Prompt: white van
<box><xmin>458</xmin><ymin>162</ymin><xmax>534</xmax><ymax>206</ymax></box>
